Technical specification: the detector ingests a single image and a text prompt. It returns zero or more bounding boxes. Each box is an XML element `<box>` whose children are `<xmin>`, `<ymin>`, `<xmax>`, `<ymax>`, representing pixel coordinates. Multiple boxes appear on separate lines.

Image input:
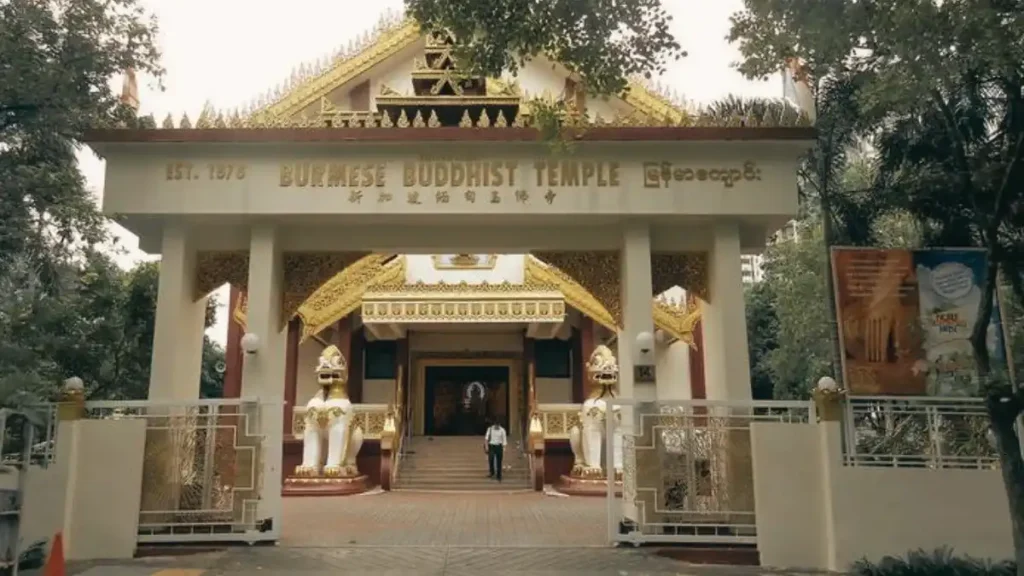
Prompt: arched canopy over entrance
<box><xmin>228</xmin><ymin>253</ymin><xmax>705</xmax><ymax>346</ymax></box>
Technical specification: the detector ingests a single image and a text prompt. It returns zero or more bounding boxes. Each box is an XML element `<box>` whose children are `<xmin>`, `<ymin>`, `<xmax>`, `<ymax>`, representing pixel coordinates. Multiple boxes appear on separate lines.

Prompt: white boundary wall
<box><xmin>751</xmin><ymin>421</ymin><xmax>1012</xmax><ymax>571</ymax></box>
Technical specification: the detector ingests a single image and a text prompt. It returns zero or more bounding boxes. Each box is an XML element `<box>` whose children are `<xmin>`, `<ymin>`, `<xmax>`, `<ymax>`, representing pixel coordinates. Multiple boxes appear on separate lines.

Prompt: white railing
<box><xmin>0</xmin><ymin>404</ymin><xmax>57</xmax><ymax>467</ymax></box>
<box><xmin>606</xmin><ymin>399</ymin><xmax>814</xmax><ymax>545</ymax></box>
<box><xmin>31</xmin><ymin>397</ymin><xmax>277</xmax><ymax>543</ymax></box>
<box><xmin>842</xmin><ymin>396</ymin><xmax>997</xmax><ymax>469</ymax></box>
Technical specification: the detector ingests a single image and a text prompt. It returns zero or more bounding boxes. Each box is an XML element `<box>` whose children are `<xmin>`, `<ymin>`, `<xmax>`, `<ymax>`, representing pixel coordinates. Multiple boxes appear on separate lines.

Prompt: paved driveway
<box><xmin>47</xmin><ymin>492</ymin><xmax>826</xmax><ymax>575</ymax></box>
<box><xmin>281</xmin><ymin>490</ymin><xmax>609</xmax><ymax>547</ymax></box>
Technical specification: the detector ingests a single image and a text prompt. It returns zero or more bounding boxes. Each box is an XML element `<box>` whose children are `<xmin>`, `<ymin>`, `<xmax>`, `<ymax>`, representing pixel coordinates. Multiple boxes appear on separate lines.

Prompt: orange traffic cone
<box><xmin>43</xmin><ymin>532</ymin><xmax>65</xmax><ymax>576</ymax></box>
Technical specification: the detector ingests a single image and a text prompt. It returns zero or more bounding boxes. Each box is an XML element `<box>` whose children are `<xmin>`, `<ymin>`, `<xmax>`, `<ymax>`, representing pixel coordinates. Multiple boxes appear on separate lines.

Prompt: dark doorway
<box><xmin>424</xmin><ymin>365</ymin><xmax>510</xmax><ymax>436</ymax></box>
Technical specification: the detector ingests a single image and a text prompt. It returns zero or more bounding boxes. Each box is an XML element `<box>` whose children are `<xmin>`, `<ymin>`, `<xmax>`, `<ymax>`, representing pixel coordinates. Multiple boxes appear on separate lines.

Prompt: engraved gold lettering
<box><xmin>295</xmin><ymin>163</ymin><xmax>310</xmax><ymax>187</ymax></box>
<box><xmin>347</xmin><ymin>166</ymin><xmax>359</xmax><ymax>187</ymax></box>
<box><xmin>581</xmin><ymin>162</ymin><xmax>594</xmax><ymax>186</ymax></box>
<box><xmin>640</xmin><ymin>161</ymin><xmax>759</xmax><ymax>189</ymax></box>
<box><xmin>403</xmin><ymin>163</ymin><xmax>416</xmax><ymax>187</ymax></box>
<box><xmin>280</xmin><ymin>165</ymin><xmax>293</xmax><ymax>187</ymax></box>
<box><xmin>546</xmin><ymin>162</ymin><xmax>558</xmax><ymax>187</ymax></box>
<box><xmin>505</xmin><ymin>161</ymin><xmax>518</xmax><ymax>187</ymax></box>
<box><xmin>435</xmin><ymin>163</ymin><xmax>449</xmax><ymax>187</ymax></box>
<box><xmin>375</xmin><ymin>164</ymin><xmax>385</xmax><ymax>187</ymax></box>
<box><xmin>451</xmin><ymin>163</ymin><xmax>465</xmax><ymax>187</ymax></box>
<box><xmin>327</xmin><ymin>164</ymin><xmax>344</xmax><ymax>187</ymax></box>
<box><xmin>311</xmin><ymin>164</ymin><xmax>326</xmax><ymax>187</ymax></box>
<box><xmin>561</xmin><ymin>161</ymin><xmax>579</xmax><ymax>187</ymax></box>
<box><xmin>489</xmin><ymin>162</ymin><xmax>503</xmax><ymax>187</ymax></box>
<box><xmin>466</xmin><ymin>162</ymin><xmax>481</xmax><ymax>187</ymax></box>
<box><xmin>361</xmin><ymin>164</ymin><xmax>375</xmax><ymax>187</ymax></box>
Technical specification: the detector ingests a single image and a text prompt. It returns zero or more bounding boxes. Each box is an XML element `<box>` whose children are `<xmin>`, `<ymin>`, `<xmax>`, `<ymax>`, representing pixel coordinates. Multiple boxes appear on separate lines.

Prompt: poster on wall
<box><xmin>831</xmin><ymin>247</ymin><xmax>1009</xmax><ymax>397</ymax></box>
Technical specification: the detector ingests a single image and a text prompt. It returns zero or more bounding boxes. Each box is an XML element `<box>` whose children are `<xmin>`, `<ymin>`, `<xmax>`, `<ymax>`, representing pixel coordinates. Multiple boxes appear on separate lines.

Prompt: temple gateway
<box><xmin>84</xmin><ymin>16</ymin><xmax>811</xmax><ymax>542</ymax></box>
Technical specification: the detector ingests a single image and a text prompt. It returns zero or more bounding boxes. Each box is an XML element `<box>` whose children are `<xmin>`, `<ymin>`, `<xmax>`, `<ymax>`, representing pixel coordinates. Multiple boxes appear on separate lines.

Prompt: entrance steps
<box><xmin>396</xmin><ymin>436</ymin><xmax>532</xmax><ymax>492</ymax></box>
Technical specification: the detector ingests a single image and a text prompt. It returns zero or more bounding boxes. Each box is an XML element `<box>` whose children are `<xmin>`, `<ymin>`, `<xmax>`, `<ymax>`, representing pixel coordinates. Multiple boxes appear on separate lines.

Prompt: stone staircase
<box><xmin>395</xmin><ymin>436</ymin><xmax>532</xmax><ymax>492</ymax></box>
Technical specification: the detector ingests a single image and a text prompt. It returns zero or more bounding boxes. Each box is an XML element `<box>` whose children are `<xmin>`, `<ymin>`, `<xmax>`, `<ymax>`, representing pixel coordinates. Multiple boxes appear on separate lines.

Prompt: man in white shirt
<box><xmin>484</xmin><ymin>420</ymin><xmax>507</xmax><ymax>481</ymax></box>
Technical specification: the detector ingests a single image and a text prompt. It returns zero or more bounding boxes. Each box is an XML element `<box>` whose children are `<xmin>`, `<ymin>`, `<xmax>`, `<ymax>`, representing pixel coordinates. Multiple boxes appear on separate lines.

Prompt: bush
<box><xmin>852</xmin><ymin>548</ymin><xmax>1014</xmax><ymax>576</ymax></box>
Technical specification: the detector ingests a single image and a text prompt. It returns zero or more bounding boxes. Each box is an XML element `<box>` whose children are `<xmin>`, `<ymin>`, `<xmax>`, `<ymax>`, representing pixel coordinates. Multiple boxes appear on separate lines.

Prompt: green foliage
<box><xmin>0</xmin><ymin>255</ymin><xmax>223</xmax><ymax>404</ymax></box>
<box><xmin>404</xmin><ymin>0</ymin><xmax>683</xmax><ymax>95</ymax></box>
<box><xmin>851</xmin><ymin>548</ymin><xmax>1014</xmax><ymax>576</ymax></box>
<box><xmin>744</xmin><ymin>283</ymin><xmax>779</xmax><ymax>400</ymax></box>
<box><xmin>0</xmin><ymin>0</ymin><xmax>169</xmax><ymax>404</ymax></box>
<box><xmin>0</xmin><ymin>0</ymin><xmax>162</xmax><ymax>276</ymax></box>
<box><xmin>755</xmin><ymin>222</ymin><xmax>836</xmax><ymax>399</ymax></box>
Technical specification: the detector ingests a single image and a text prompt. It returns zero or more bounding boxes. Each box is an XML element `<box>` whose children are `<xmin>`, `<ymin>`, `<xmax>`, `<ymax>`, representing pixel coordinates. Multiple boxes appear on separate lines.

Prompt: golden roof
<box><xmin>232</xmin><ymin>255</ymin><xmax>702</xmax><ymax>346</ymax></box>
<box><xmin>173</xmin><ymin>10</ymin><xmax>693</xmax><ymax>130</ymax></box>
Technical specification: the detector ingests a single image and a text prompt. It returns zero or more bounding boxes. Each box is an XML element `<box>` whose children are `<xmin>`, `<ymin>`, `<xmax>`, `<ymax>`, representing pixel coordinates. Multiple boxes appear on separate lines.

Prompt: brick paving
<box><xmin>282</xmin><ymin>491</ymin><xmax>609</xmax><ymax>547</ymax></box>
<box><xmin>62</xmin><ymin>548</ymin><xmax>821</xmax><ymax>576</ymax></box>
<box><xmin>47</xmin><ymin>492</ymin><xmax>834</xmax><ymax>575</ymax></box>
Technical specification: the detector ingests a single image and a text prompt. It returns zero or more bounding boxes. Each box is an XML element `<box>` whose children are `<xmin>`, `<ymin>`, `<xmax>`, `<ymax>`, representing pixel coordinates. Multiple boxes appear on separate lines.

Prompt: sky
<box><xmin>78</xmin><ymin>0</ymin><xmax>782</xmax><ymax>346</ymax></box>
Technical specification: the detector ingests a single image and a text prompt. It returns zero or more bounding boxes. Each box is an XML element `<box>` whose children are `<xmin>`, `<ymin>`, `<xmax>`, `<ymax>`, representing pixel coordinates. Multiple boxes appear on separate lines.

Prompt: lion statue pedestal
<box><xmin>283</xmin><ymin>345</ymin><xmax>369</xmax><ymax>497</ymax></box>
<box><xmin>557</xmin><ymin>345</ymin><xmax>624</xmax><ymax>497</ymax></box>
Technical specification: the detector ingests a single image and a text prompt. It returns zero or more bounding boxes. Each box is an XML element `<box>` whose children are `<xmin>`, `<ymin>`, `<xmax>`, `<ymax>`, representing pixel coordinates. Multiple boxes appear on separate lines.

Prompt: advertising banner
<box><xmin>831</xmin><ymin>247</ymin><xmax>1008</xmax><ymax>396</ymax></box>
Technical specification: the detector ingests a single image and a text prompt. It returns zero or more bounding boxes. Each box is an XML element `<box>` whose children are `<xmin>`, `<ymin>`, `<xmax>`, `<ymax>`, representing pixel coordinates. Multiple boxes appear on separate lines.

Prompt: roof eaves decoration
<box><xmin>523</xmin><ymin>256</ymin><xmax>618</xmax><ymax>333</ymax></box>
<box><xmin>295</xmin><ymin>254</ymin><xmax>406</xmax><ymax>341</ymax></box>
<box><xmin>653</xmin><ymin>296</ymin><xmax>702</xmax><ymax>347</ymax></box>
<box><xmin>252</xmin><ymin>14</ymin><xmax>419</xmax><ymax>122</ymax></box>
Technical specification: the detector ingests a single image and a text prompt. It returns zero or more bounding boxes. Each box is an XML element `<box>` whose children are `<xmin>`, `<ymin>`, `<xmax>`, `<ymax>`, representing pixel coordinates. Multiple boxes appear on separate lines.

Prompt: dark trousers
<box><xmin>488</xmin><ymin>444</ymin><xmax>504</xmax><ymax>479</ymax></box>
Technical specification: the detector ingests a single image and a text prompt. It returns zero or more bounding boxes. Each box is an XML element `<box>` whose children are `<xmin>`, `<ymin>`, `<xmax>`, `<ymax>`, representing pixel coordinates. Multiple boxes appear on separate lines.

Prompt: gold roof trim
<box><xmin>255</xmin><ymin>19</ymin><xmax>422</xmax><ymax>122</ymax></box>
<box><xmin>523</xmin><ymin>256</ymin><xmax>618</xmax><ymax>333</ymax></box>
<box><xmin>296</xmin><ymin>255</ymin><xmax>406</xmax><ymax>341</ymax></box>
<box><xmin>232</xmin><ymin>254</ymin><xmax>702</xmax><ymax>344</ymax></box>
<box><xmin>364</xmin><ymin>280</ymin><xmax>562</xmax><ymax>299</ymax></box>
<box><xmin>653</xmin><ymin>297</ymin><xmax>702</xmax><ymax>347</ymax></box>
<box><xmin>362</xmin><ymin>298</ymin><xmax>566</xmax><ymax>324</ymax></box>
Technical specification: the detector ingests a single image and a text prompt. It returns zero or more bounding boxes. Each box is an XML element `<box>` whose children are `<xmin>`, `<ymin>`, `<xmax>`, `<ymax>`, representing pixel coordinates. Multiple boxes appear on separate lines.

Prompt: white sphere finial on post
<box><xmin>812</xmin><ymin>375</ymin><xmax>844</xmax><ymax>422</ymax></box>
<box><xmin>816</xmin><ymin>376</ymin><xmax>838</xmax><ymax>392</ymax></box>
<box><xmin>240</xmin><ymin>332</ymin><xmax>261</xmax><ymax>355</ymax></box>
<box><xmin>62</xmin><ymin>376</ymin><xmax>84</xmax><ymax>394</ymax></box>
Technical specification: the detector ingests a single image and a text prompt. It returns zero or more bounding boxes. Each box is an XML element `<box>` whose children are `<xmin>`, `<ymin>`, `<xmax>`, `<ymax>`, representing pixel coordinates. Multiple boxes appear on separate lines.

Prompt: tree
<box><xmin>745</xmin><ymin>282</ymin><xmax>779</xmax><ymax>400</ymax></box>
<box><xmin>0</xmin><ymin>0</ymin><xmax>163</xmax><ymax>403</ymax></box>
<box><xmin>730</xmin><ymin>0</ymin><xmax>1024</xmax><ymax>567</ymax></box>
<box><xmin>403</xmin><ymin>0</ymin><xmax>683</xmax><ymax>95</ymax></box>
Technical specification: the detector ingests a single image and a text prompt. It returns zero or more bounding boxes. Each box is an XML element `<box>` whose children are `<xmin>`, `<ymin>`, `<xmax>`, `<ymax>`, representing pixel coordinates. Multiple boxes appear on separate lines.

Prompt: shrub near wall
<box><xmin>852</xmin><ymin>548</ymin><xmax>1014</xmax><ymax>576</ymax></box>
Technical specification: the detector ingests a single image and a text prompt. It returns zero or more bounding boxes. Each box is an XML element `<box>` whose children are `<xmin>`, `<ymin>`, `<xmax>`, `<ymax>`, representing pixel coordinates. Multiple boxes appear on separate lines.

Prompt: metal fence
<box><xmin>606</xmin><ymin>399</ymin><xmax>814</xmax><ymax>545</ymax></box>
<box><xmin>842</xmin><ymin>396</ymin><xmax>997</xmax><ymax>469</ymax></box>
<box><xmin>17</xmin><ymin>398</ymin><xmax>274</xmax><ymax>544</ymax></box>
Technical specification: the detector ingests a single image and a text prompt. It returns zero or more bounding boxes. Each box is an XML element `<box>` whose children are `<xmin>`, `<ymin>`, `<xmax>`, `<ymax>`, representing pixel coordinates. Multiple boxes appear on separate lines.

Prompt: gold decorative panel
<box><xmin>296</xmin><ymin>255</ymin><xmax>402</xmax><ymax>340</ymax></box>
<box><xmin>282</xmin><ymin>252</ymin><xmax>369</xmax><ymax>325</ymax></box>
<box><xmin>651</xmin><ymin>252</ymin><xmax>709</xmax><ymax>302</ymax></box>
<box><xmin>532</xmin><ymin>252</ymin><xmax>621</xmax><ymax>324</ymax></box>
<box><xmin>362</xmin><ymin>298</ymin><xmax>566</xmax><ymax>323</ymax></box>
<box><xmin>628</xmin><ymin>406</ymin><xmax>755</xmax><ymax>534</ymax></box>
<box><xmin>652</xmin><ymin>298</ymin><xmax>702</xmax><ymax>346</ymax></box>
<box><xmin>194</xmin><ymin>252</ymin><xmax>250</xmax><ymax>299</ymax></box>
<box><xmin>132</xmin><ymin>402</ymin><xmax>264</xmax><ymax>536</ymax></box>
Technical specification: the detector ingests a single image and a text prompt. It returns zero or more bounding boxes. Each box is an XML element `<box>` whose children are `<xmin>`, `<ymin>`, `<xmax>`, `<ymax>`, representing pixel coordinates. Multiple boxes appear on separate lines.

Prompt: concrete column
<box><xmin>240</xmin><ymin>224</ymin><xmax>286</xmax><ymax>534</ymax></box>
<box><xmin>702</xmin><ymin>222</ymin><xmax>752</xmax><ymax>401</ymax></box>
<box><xmin>617</xmin><ymin>223</ymin><xmax>656</xmax><ymax>403</ymax></box>
<box><xmin>148</xmin><ymin>222</ymin><xmax>208</xmax><ymax>401</ymax></box>
<box><xmin>656</xmin><ymin>339</ymin><xmax>692</xmax><ymax>400</ymax></box>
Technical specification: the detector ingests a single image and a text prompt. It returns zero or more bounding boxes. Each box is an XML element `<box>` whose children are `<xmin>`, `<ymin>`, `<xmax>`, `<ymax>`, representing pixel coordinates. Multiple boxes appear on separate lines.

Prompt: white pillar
<box><xmin>148</xmin><ymin>222</ymin><xmax>208</xmax><ymax>400</ymax></box>
<box><xmin>241</xmin><ymin>224</ymin><xmax>286</xmax><ymax>535</ymax></box>
<box><xmin>656</xmin><ymin>339</ymin><xmax>692</xmax><ymax>400</ymax></box>
<box><xmin>702</xmin><ymin>222</ymin><xmax>752</xmax><ymax>400</ymax></box>
<box><xmin>618</xmin><ymin>222</ymin><xmax>656</xmax><ymax>403</ymax></box>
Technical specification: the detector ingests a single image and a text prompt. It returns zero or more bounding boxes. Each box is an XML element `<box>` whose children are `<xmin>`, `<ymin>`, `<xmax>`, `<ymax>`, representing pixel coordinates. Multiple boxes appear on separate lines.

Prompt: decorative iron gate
<box><xmin>605</xmin><ymin>399</ymin><xmax>814</xmax><ymax>545</ymax></box>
